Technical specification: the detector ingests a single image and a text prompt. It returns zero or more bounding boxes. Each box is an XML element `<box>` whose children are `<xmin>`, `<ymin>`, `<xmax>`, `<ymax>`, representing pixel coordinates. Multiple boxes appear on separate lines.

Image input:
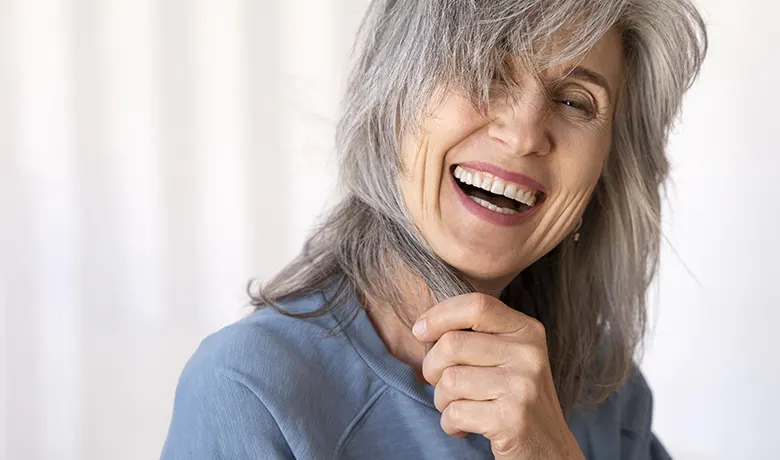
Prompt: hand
<box><xmin>412</xmin><ymin>293</ymin><xmax>585</xmax><ymax>460</ymax></box>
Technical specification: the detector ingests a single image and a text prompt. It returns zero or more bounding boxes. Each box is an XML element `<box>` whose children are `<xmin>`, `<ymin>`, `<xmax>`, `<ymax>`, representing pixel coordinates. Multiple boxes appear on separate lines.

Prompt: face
<box><xmin>399</xmin><ymin>29</ymin><xmax>625</xmax><ymax>295</ymax></box>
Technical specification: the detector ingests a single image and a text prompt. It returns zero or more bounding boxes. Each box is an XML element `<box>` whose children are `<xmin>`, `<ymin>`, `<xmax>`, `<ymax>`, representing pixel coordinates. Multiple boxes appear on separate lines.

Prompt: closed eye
<box><xmin>559</xmin><ymin>99</ymin><xmax>588</xmax><ymax>111</ymax></box>
<box><xmin>554</xmin><ymin>97</ymin><xmax>597</xmax><ymax>120</ymax></box>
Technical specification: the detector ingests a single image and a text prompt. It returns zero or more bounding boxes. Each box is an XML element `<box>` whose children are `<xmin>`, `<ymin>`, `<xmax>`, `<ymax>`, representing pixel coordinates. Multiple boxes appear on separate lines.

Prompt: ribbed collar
<box><xmin>330</xmin><ymin>291</ymin><xmax>437</xmax><ymax>409</ymax></box>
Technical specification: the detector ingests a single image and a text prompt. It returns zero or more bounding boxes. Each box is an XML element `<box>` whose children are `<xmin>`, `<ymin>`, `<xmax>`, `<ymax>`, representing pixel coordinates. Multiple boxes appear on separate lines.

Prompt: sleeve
<box><xmin>160</xmin><ymin>358</ymin><xmax>294</xmax><ymax>460</ymax></box>
<box><xmin>620</xmin><ymin>365</ymin><xmax>672</xmax><ymax>460</ymax></box>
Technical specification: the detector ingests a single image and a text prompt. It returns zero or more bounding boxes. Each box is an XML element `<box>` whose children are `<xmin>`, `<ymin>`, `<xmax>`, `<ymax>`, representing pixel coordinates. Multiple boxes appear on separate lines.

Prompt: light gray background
<box><xmin>1</xmin><ymin>0</ymin><xmax>777</xmax><ymax>458</ymax></box>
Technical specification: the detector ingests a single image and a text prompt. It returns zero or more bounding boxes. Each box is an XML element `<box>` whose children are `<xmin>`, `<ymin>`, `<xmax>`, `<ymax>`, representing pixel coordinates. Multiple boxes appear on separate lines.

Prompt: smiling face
<box><xmin>399</xmin><ymin>29</ymin><xmax>626</xmax><ymax>295</ymax></box>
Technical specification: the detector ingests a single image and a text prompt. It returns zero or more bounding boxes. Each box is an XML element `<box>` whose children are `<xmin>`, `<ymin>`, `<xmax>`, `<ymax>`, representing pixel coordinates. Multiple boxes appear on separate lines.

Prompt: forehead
<box><xmin>505</xmin><ymin>28</ymin><xmax>625</xmax><ymax>97</ymax></box>
<box><xmin>575</xmin><ymin>29</ymin><xmax>624</xmax><ymax>89</ymax></box>
<box><xmin>548</xmin><ymin>28</ymin><xmax>625</xmax><ymax>98</ymax></box>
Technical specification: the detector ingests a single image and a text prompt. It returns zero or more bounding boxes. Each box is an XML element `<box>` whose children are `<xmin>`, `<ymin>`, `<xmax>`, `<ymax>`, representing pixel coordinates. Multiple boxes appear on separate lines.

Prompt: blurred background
<box><xmin>1</xmin><ymin>0</ymin><xmax>778</xmax><ymax>459</ymax></box>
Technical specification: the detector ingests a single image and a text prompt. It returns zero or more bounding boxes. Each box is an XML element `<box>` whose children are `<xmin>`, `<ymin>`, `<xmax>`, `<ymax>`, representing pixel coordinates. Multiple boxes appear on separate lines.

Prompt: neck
<box><xmin>468</xmin><ymin>275</ymin><xmax>513</xmax><ymax>299</ymax></box>
<box><xmin>363</xmin><ymin>270</ymin><xmax>512</xmax><ymax>376</ymax></box>
<box><xmin>363</xmin><ymin>274</ymin><xmax>432</xmax><ymax>375</ymax></box>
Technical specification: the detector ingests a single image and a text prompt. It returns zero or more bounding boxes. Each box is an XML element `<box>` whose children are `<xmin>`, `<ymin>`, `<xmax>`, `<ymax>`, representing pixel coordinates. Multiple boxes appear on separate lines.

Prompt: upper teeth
<box><xmin>453</xmin><ymin>166</ymin><xmax>538</xmax><ymax>207</ymax></box>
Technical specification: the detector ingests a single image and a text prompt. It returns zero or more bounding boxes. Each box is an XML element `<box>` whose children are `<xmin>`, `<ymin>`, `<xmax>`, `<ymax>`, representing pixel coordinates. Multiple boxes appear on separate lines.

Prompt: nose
<box><xmin>487</xmin><ymin>95</ymin><xmax>552</xmax><ymax>157</ymax></box>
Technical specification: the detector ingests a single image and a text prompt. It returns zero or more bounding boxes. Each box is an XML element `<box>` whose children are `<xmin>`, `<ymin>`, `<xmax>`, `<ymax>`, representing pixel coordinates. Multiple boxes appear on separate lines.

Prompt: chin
<box><xmin>444</xmin><ymin>253</ymin><xmax>523</xmax><ymax>293</ymax></box>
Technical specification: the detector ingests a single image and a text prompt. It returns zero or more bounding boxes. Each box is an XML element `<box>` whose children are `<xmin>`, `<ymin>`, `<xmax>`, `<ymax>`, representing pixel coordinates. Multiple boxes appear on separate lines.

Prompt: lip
<box><xmin>455</xmin><ymin>161</ymin><xmax>547</xmax><ymax>195</ymax></box>
<box><xmin>449</xmin><ymin>171</ymin><xmax>542</xmax><ymax>227</ymax></box>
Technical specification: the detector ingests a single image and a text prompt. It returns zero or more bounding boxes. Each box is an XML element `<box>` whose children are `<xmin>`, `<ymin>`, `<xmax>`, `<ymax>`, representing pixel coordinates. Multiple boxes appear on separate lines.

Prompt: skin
<box><xmin>367</xmin><ymin>29</ymin><xmax>626</xmax><ymax>459</ymax></box>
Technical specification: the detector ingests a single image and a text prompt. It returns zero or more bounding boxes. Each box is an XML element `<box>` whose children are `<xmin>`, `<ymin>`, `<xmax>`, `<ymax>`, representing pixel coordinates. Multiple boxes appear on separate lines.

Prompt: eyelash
<box><xmin>488</xmin><ymin>77</ymin><xmax>599</xmax><ymax>121</ymax></box>
<box><xmin>555</xmin><ymin>97</ymin><xmax>597</xmax><ymax>119</ymax></box>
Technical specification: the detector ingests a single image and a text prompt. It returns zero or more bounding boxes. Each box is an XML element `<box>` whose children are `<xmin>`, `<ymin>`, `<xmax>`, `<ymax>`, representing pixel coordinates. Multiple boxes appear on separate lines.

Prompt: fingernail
<box><xmin>412</xmin><ymin>319</ymin><xmax>427</xmax><ymax>337</ymax></box>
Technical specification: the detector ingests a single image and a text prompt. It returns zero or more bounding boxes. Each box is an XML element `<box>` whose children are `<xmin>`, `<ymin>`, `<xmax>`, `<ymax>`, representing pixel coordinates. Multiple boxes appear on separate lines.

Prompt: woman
<box><xmin>162</xmin><ymin>0</ymin><xmax>706</xmax><ymax>458</ymax></box>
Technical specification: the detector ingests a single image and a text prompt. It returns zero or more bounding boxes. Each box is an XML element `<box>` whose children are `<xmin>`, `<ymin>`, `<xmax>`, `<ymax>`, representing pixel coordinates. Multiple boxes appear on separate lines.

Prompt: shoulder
<box><xmin>610</xmin><ymin>364</ymin><xmax>671</xmax><ymax>459</ymax></box>
<box><xmin>569</xmin><ymin>362</ymin><xmax>670</xmax><ymax>459</ymax></box>
<box><xmin>175</xmin><ymin>293</ymin><xmax>385</xmax><ymax>435</ymax></box>
<box><xmin>162</xmin><ymin>295</ymin><xmax>340</xmax><ymax>459</ymax></box>
<box><xmin>577</xmin><ymin>363</ymin><xmax>655</xmax><ymax>431</ymax></box>
<box><xmin>612</xmin><ymin>363</ymin><xmax>655</xmax><ymax>435</ymax></box>
<box><xmin>181</xmin><ymin>294</ymin><xmax>347</xmax><ymax>399</ymax></box>
<box><xmin>191</xmin><ymin>295</ymin><xmax>336</xmax><ymax>363</ymax></box>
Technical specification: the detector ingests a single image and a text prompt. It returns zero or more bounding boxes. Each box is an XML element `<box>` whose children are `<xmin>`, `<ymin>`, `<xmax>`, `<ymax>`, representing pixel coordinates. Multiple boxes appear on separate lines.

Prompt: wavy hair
<box><xmin>249</xmin><ymin>0</ymin><xmax>707</xmax><ymax>413</ymax></box>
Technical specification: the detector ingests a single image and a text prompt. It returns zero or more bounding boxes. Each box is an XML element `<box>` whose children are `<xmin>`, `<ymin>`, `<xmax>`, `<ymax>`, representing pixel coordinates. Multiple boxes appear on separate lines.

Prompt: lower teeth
<box><xmin>469</xmin><ymin>195</ymin><xmax>518</xmax><ymax>215</ymax></box>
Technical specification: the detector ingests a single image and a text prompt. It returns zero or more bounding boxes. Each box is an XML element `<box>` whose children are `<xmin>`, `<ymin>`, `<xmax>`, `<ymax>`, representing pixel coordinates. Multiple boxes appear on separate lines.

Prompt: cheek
<box><xmin>399</xmin><ymin>94</ymin><xmax>489</xmax><ymax>225</ymax></box>
<box><xmin>555</xmin><ymin>129</ymin><xmax>611</xmax><ymax>195</ymax></box>
<box><xmin>564</xmin><ymin>153</ymin><xmax>605</xmax><ymax>194</ymax></box>
<box><xmin>530</xmin><ymin>132</ymin><xmax>610</xmax><ymax>247</ymax></box>
<box><xmin>398</xmin><ymin>140</ymin><xmax>426</xmax><ymax>227</ymax></box>
<box><xmin>397</xmin><ymin>133</ymin><xmax>449</xmax><ymax>234</ymax></box>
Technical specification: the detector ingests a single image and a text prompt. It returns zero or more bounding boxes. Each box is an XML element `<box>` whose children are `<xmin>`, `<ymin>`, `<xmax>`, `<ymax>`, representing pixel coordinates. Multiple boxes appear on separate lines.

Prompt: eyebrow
<box><xmin>566</xmin><ymin>66</ymin><xmax>614</xmax><ymax>103</ymax></box>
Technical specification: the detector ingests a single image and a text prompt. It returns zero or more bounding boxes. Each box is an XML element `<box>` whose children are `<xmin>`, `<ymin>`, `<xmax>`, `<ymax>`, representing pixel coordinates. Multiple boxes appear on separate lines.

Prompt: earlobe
<box><xmin>573</xmin><ymin>217</ymin><xmax>583</xmax><ymax>242</ymax></box>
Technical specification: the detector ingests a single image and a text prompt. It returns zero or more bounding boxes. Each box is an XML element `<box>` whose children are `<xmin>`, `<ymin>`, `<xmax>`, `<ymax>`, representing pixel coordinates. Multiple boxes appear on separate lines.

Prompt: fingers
<box><xmin>423</xmin><ymin>330</ymin><xmax>545</xmax><ymax>385</ymax></box>
<box><xmin>432</xmin><ymin>366</ymin><xmax>509</xmax><ymax>413</ymax></box>
<box><xmin>413</xmin><ymin>293</ymin><xmax>545</xmax><ymax>343</ymax></box>
<box><xmin>422</xmin><ymin>330</ymin><xmax>511</xmax><ymax>385</ymax></box>
<box><xmin>440</xmin><ymin>399</ymin><xmax>500</xmax><ymax>439</ymax></box>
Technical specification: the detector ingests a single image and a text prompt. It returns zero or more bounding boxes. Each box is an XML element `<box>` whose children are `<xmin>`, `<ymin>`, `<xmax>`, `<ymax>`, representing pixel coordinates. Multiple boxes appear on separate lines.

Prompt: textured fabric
<box><xmin>161</xmin><ymin>292</ymin><xmax>672</xmax><ymax>460</ymax></box>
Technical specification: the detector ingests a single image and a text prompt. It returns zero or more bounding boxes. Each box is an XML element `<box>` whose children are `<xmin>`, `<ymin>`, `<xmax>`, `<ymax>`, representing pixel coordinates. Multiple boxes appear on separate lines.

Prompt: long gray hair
<box><xmin>249</xmin><ymin>0</ymin><xmax>707</xmax><ymax>413</ymax></box>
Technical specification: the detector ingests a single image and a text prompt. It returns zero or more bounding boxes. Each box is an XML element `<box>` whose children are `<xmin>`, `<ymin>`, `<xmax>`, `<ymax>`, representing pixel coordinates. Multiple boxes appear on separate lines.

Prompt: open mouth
<box><xmin>451</xmin><ymin>165</ymin><xmax>545</xmax><ymax>215</ymax></box>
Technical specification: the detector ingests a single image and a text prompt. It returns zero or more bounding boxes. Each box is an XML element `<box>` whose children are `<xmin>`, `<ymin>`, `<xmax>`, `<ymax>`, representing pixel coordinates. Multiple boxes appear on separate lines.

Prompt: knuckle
<box><xmin>473</xmin><ymin>294</ymin><xmax>492</xmax><ymax>316</ymax></box>
<box><xmin>440</xmin><ymin>331</ymin><xmax>463</xmax><ymax>357</ymax></box>
<box><xmin>439</xmin><ymin>416</ymin><xmax>449</xmax><ymax>433</ymax></box>
<box><xmin>511</xmin><ymin>344</ymin><xmax>547</xmax><ymax>376</ymax></box>
<box><xmin>527</xmin><ymin>317</ymin><xmax>546</xmax><ymax>340</ymax></box>
<box><xmin>527</xmin><ymin>350</ymin><xmax>548</xmax><ymax>377</ymax></box>
<box><xmin>491</xmin><ymin>432</ymin><xmax>529</xmax><ymax>457</ymax></box>
<box><xmin>440</xmin><ymin>406</ymin><xmax>458</xmax><ymax>434</ymax></box>
<box><xmin>421</xmin><ymin>358</ymin><xmax>438</xmax><ymax>386</ymax></box>
<box><xmin>491</xmin><ymin>437</ymin><xmax>513</xmax><ymax>456</ymax></box>
<box><xmin>440</xmin><ymin>366</ymin><xmax>458</xmax><ymax>391</ymax></box>
<box><xmin>444</xmin><ymin>401</ymin><xmax>463</xmax><ymax>422</ymax></box>
<box><xmin>512</xmin><ymin>376</ymin><xmax>539</xmax><ymax>402</ymax></box>
<box><xmin>433</xmin><ymin>385</ymin><xmax>448</xmax><ymax>412</ymax></box>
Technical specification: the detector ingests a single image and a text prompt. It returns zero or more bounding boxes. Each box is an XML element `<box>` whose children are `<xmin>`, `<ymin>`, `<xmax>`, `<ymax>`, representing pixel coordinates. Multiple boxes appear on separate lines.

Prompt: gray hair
<box><xmin>250</xmin><ymin>0</ymin><xmax>707</xmax><ymax>413</ymax></box>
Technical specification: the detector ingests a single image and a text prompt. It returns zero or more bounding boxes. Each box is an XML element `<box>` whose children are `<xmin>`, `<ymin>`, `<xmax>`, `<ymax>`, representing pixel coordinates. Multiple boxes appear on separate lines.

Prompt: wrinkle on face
<box><xmin>397</xmin><ymin>29</ymin><xmax>625</xmax><ymax>290</ymax></box>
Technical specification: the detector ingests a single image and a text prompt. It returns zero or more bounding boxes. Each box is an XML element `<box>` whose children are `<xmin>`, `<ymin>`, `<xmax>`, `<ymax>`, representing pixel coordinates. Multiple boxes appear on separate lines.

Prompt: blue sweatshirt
<box><xmin>161</xmin><ymin>292</ymin><xmax>671</xmax><ymax>459</ymax></box>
